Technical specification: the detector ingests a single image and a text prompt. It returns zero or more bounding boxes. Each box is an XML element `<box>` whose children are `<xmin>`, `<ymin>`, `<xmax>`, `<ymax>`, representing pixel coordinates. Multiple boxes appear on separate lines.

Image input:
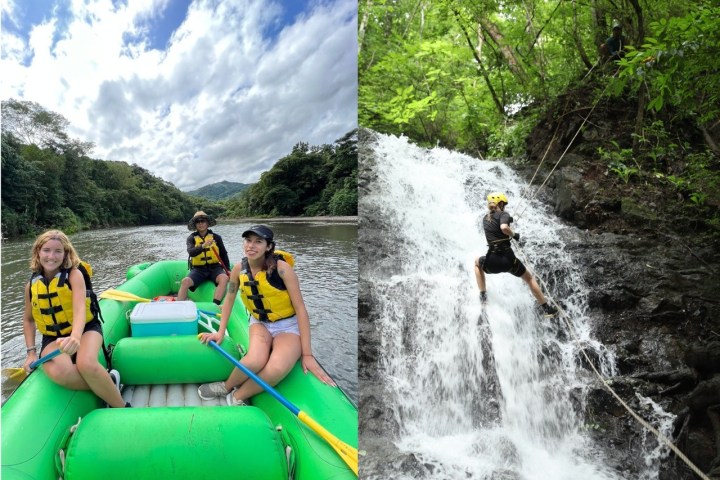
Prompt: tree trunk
<box><xmin>633</xmin><ymin>84</ymin><xmax>647</xmax><ymax>154</ymax></box>
<box><xmin>452</xmin><ymin>9</ymin><xmax>505</xmax><ymax>116</ymax></box>
<box><xmin>479</xmin><ymin>19</ymin><xmax>529</xmax><ymax>87</ymax></box>
<box><xmin>626</xmin><ymin>0</ymin><xmax>645</xmax><ymax>46</ymax></box>
<box><xmin>700</xmin><ymin>124</ymin><xmax>720</xmax><ymax>156</ymax></box>
<box><xmin>358</xmin><ymin>0</ymin><xmax>373</xmax><ymax>53</ymax></box>
<box><xmin>573</xmin><ymin>0</ymin><xmax>594</xmax><ymax>69</ymax></box>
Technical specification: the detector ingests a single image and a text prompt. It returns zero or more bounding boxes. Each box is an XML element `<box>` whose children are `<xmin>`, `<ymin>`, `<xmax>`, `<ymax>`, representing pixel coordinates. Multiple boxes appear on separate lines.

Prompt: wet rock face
<box><xmin>522</xmin><ymin>106</ymin><xmax>720</xmax><ymax>477</ymax></box>
<box><xmin>554</xmin><ymin>196</ymin><xmax>720</xmax><ymax>478</ymax></box>
<box><xmin>359</xmin><ymin>127</ymin><xmax>720</xmax><ymax>478</ymax></box>
<box><xmin>358</xmin><ymin>129</ymin><xmax>403</xmax><ymax>470</ymax></box>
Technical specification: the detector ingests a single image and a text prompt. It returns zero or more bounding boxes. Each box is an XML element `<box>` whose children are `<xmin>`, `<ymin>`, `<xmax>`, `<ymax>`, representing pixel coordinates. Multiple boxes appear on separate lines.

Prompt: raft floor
<box><xmin>121</xmin><ymin>384</ymin><xmax>228</xmax><ymax>407</ymax></box>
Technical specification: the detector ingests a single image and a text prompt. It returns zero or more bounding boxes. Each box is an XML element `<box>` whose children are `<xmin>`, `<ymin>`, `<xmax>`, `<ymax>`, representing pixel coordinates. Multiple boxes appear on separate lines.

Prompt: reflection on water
<box><xmin>1</xmin><ymin>219</ymin><xmax>357</xmax><ymax>404</ymax></box>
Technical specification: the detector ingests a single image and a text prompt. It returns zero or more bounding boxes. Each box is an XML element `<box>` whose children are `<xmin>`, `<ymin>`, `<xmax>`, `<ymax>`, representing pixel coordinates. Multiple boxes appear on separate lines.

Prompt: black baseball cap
<box><xmin>242</xmin><ymin>225</ymin><xmax>274</xmax><ymax>242</ymax></box>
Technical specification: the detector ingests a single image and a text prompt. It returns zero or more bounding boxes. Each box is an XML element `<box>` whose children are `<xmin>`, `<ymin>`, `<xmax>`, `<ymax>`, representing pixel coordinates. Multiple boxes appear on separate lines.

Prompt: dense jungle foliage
<box><xmin>359</xmin><ymin>0</ymin><xmax>720</xmax><ymax>232</ymax></box>
<box><xmin>1</xmin><ymin>99</ymin><xmax>358</xmax><ymax>238</ymax></box>
<box><xmin>223</xmin><ymin>129</ymin><xmax>358</xmax><ymax>218</ymax></box>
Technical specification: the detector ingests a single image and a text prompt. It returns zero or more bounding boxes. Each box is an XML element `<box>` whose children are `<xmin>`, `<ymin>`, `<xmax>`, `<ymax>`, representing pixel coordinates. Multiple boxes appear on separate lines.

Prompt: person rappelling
<box><xmin>474</xmin><ymin>192</ymin><xmax>558</xmax><ymax>317</ymax></box>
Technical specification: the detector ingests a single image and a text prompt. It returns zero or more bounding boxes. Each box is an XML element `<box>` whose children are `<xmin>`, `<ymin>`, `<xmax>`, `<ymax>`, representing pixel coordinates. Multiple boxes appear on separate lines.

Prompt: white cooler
<box><xmin>130</xmin><ymin>301</ymin><xmax>198</xmax><ymax>337</ymax></box>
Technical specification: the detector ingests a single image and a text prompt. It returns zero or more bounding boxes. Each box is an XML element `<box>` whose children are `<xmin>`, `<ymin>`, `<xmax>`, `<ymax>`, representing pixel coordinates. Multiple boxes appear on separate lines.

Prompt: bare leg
<box><xmin>42</xmin><ymin>343</ymin><xmax>90</xmax><ymax>390</ymax></box>
<box><xmin>224</xmin><ymin>324</ymin><xmax>272</xmax><ymax>391</ymax></box>
<box><xmin>521</xmin><ymin>270</ymin><xmax>546</xmax><ymax>304</ymax></box>
<box><xmin>474</xmin><ymin>258</ymin><xmax>486</xmax><ymax>292</ymax></box>
<box><xmin>177</xmin><ymin>277</ymin><xmax>194</xmax><ymax>301</ymax></box>
<box><xmin>214</xmin><ymin>274</ymin><xmax>229</xmax><ymax>303</ymax></box>
<box><xmin>76</xmin><ymin>331</ymin><xmax>125</xmax><ymax>407</ymax></box>
<box><xmin>231</xmin><ymin>333</ymin><xmax>301</xmax><ymax>402</ymax></box>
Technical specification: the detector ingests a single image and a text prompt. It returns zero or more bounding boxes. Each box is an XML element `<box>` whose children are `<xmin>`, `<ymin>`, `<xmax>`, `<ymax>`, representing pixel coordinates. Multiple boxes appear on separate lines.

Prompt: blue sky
<box><xmin>1</xmin><ymin>0</ymin><xmax>357</xmax><ymax>190</ymax></box>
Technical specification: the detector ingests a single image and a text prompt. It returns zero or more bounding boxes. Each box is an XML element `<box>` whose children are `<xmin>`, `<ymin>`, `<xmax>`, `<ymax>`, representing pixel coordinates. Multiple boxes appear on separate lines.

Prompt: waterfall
<box><xmin>360</xmin><ymin>132</ymin><xmax>669</xmax><ymax>479</ymax></box>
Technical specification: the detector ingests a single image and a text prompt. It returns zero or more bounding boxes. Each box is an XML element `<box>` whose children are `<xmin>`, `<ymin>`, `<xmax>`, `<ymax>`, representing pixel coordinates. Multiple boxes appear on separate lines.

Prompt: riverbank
<box><xmin>230</xmin><ymin>216</ymin><xmax>358</xmax><ymax>223</ymax></box>
<box><xmin>1</xmin><ymin>216</ymin><xmax>358</xmax><ymax>242</ymax></box>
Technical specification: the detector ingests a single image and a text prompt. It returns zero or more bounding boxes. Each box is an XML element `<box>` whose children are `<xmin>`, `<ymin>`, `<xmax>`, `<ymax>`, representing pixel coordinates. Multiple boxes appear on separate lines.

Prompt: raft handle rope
<box><xmin>509</xmin><ymin>238</ymin><xmax>712</xmax><ymax>480</ymax></box>
<box><xmin>56</xmin><ymin>416</ymin><xmax>82</xmax><ymax>480</ymax></box>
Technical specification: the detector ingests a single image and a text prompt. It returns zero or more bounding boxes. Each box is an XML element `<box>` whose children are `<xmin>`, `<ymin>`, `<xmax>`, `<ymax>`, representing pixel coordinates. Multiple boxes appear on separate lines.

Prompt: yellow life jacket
<box><xmin>239</xmin><ymin>250</ymin><xmax>296</xmax><ymax>322</ymax></box>
<box><xmin>30</xmin><ymin>262</ymin><xmax>95</xmax><ymax>336</ymax></box>
<box><xmin>190</xmin><ymin>232</ymin><xmax>220</xmax><ymax>267</ymax></box>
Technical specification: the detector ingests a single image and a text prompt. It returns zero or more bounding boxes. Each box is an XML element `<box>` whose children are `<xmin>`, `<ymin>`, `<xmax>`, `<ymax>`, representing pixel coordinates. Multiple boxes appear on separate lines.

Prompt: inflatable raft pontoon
<box><xmin>1</xmin><ymin>260</ymin><xmax>358</xmax><ymax>479</ymax></box>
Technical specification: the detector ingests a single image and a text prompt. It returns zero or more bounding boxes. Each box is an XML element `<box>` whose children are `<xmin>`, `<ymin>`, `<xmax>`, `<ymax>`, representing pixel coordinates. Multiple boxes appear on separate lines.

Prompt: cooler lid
<box><xmin>130</xmin><ymin>301</ymin><xmax>198</xmax><ymax>322</ymax></box>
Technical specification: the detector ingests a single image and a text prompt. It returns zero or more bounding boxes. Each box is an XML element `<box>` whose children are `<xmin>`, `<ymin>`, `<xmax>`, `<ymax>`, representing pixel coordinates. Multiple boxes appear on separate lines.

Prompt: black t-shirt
<box><xmin>483</xmin><ymin>211</ymin><xmax>513</xmax><ymax>252</ymax></box>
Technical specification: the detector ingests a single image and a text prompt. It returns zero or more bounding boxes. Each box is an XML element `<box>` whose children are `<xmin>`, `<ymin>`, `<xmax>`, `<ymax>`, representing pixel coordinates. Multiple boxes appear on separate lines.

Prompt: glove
<box><xmin>512</xmin><ymin>233</ymin><xmax>520</xmax><ymax>241</ymax></box>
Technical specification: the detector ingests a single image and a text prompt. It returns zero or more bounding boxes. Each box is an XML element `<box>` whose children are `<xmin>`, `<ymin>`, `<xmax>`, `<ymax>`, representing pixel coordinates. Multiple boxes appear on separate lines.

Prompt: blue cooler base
<box><xmin>131</xmin><ymin>323</ymin><xmax>198</xmax><ymax>337</ymax></box>
<box><xmin>129</xmin><ymin>301</ymin><xmax>199</xmax><ymax>337</ymax></box>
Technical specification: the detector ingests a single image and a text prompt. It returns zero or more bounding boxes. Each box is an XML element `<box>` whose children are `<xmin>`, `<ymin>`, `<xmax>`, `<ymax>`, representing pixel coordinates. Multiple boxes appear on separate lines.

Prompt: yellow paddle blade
<box><xmin>99</xmin><ymin>289</ymin><xmax>151</xmax><ymax>303</ymax></box>
<box><xmin>298</xmin><ymin>411</ymin><xmax>358</xmax><ymax>476</ymax></box>
<box><xmin>2</xmin><ymin>367</ymin><xmax>28</xmax><ymax>382</ymax></box>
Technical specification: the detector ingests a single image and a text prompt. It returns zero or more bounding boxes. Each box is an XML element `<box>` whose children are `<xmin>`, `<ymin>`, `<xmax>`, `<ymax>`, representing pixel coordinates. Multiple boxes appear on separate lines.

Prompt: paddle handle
<box><xmin>29</xmin><ymin>349</ymin><xmax>61</xmax><ymax>369</ymax></box>
<box><xmin>211</xmin><ymin>245</ymin><xmax>231</xmax><ymax>277</ymax></box>
<box><xmin>208</xmin><ymin>341</ymin><xmax>299</xmax><ymax>414</ymax></box>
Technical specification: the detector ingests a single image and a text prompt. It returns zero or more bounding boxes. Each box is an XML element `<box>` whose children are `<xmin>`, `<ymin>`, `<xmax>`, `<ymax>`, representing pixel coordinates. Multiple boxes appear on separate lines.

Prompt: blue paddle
<box><xmin>3</xmin><ymin>349</ymin><xmax>62</xmax><ymax>382</ymax></box>
<box><xmin>206</xmin><ymin>340</ymin><xmax>358</xmax><ymax>475</ymax></box>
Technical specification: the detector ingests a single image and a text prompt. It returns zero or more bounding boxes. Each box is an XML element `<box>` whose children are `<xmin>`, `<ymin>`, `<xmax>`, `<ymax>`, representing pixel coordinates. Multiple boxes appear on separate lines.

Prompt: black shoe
<box><xmin>541</xmin><ymin>302</ymin><xmax>558</xmax><ymax>317</ymax></box>
<box><xmin>479</xmin><ymin>292</ymin><xmax>487</xmax><ymax>304</ymax></box>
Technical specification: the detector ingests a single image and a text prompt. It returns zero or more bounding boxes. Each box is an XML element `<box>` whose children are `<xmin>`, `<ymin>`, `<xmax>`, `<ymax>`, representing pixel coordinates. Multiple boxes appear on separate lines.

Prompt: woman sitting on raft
<box><xmin>198</xmin><ymin>225</ymin><xmax>335</xmax><ymax>405</ymax></box>
<box><xmin>22</xmin><ymin>230</ymin><xmax>127</xmax><ymax>408</ymax></box>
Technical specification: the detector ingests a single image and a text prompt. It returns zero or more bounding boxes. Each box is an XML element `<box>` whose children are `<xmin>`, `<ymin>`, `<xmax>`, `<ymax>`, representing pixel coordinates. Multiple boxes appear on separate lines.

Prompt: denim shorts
<box><xmin>249</xmin><ymin>315</ymin><xmax>300</xmax><ymax>337</ymax></box>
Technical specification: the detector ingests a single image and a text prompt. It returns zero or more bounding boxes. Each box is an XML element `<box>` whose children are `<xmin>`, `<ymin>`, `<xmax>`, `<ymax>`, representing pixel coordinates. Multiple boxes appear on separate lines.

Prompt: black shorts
<box><xmin>478</xmin><ymin>252</ymin><xmax>527</xmax><ymax>277</ymax></box>
<box><xmin>41</xmin><ymin>318</ymin><xmax>103</xmax><ymax>362</ymax></box>
<box><xmin>188</xmin><ymin>265</ymin><xmax>226</xmax><ymax>291</ymax></box>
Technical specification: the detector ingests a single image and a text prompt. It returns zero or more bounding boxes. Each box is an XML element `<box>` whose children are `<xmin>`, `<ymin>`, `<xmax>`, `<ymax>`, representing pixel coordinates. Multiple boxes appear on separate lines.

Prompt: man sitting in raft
<box><xmin>177</xmin><ymin>211</ymin><xmax>230</xmax><ymax>305</ymax></box>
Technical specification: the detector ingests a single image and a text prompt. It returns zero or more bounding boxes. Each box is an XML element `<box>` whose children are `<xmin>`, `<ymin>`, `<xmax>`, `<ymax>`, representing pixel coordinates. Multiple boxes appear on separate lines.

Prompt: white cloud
<box><xmin>1</xmin><ymin>0</ymin><xmax>357</xmax><ymax>190</ymax></box>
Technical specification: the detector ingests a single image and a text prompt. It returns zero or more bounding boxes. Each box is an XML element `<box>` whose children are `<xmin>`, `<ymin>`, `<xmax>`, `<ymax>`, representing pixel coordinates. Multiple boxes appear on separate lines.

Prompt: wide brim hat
<box><xmin>188</xmin><ymin>211</ymin><xmax>217</xmax><ymax>230</ymax></box>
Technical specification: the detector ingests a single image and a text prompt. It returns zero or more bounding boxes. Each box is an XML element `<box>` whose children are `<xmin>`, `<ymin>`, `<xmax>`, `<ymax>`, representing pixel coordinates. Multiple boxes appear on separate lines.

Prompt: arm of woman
<box><xmin>22</xmin><ymin>283</ymin><xmax>38</xmax><ymax>371</ymax></box>
<box><xmin>279</xmin><ymin>260</ymin><xmax>336</xmax><ymax>387</ymax></box>
<box><xmin>56</xmin><ymin>268</ymin><xmax>86</xmax><ymax>356</ymax></box>
<box><xmin>199</xmin><ymin>263</ymin><xmax>239</xmax><ymax>344</ymax></box>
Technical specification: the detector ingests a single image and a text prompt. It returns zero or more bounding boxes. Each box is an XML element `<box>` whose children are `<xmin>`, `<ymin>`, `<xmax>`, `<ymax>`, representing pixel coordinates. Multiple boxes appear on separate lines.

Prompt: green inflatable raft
<box><xmin>1</xmin><ymin>260</ymin><xmax>358</xmax><ymax>480</ymax></box>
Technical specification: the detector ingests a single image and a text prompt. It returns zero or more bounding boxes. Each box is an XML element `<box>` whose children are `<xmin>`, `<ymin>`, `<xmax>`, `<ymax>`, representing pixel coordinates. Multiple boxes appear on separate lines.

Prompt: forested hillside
<box><xmin>186</xmin><ymin>181</ymin><xmax>251</xmax><ymax>200</ymax></box>
<box><xmin>1</xmin><ymin>99</ymin><xmax>358</xmax><ymax>238</ymax></box>
<box><xmin>359</xmin><ymin>0</ymin><xmax>719</xmax><ymax>232</ymax></box>
<box><xmin>224</xmin><ymin>129</ymin><xmax>358</xmax><ymax>217</ymax></box>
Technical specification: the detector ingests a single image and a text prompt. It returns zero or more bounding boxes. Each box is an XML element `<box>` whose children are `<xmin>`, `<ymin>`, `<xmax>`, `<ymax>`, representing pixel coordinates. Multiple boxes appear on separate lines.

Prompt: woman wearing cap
<box><xmin>177</xmin><ymin>211</ymin><xmax>230</xmax><ymax>305</ymax></box>
<box><xmin>474</xmin><ymin>192</ymin><xmax>557</xmax><ymax>317</ymax></box>
<box><xmin>197</xmin><ymin>224</ymin><xmax>336</xmax><ymax>406</ymax></box>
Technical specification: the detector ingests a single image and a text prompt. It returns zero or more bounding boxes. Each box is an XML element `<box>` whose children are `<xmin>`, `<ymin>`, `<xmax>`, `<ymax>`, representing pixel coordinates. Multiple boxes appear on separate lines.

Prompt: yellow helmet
<box><xmin>487</xmin><ymin>192</ymin><xmax>509</xmax><ymax>204</ymax></box>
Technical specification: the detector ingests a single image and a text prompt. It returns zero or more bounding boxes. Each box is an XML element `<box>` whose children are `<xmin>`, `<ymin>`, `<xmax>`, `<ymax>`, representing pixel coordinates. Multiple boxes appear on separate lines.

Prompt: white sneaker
<box><xmin>226</xmin><ymin>391</ymin><xmax>247</xmax><ymax>406</ymax></box>
<box><xmin>109</xmin><ymin>369</ymin><xmax>121</xmax><ymax>391</ymax></box>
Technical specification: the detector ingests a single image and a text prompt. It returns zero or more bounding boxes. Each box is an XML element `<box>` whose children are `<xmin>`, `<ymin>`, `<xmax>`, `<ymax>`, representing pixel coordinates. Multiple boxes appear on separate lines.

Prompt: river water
<box><xmin>360</xmin><ymin>133</ymin><xmax>672</xmax><ymax>479</ymax></box>
<box><xmin>1</xmin><ymin>219</ymin><xmax>357</xmax><ymax>404</ymax></box>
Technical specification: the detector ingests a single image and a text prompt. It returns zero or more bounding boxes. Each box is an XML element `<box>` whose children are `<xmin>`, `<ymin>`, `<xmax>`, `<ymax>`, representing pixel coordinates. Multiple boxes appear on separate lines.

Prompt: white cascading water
<box><xmin>362</xmin><ymin>133</ymin><xmax>673</xmax><ymax>480</ymax></box>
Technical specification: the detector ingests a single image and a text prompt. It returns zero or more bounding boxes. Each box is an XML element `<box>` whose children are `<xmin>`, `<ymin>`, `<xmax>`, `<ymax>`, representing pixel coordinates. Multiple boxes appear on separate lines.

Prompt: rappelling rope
<box><xmin>515</xmin><ymin>68</ymin><xmax>617</xmax><ymax>222</ymax></box>
<box><xmin>509</xmin><ymin>238</ymin><xmax>711</xmax><ymax>480</ymax></box>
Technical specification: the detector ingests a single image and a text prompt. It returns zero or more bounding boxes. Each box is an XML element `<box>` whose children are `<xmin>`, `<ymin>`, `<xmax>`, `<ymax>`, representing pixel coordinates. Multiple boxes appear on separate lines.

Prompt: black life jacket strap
<box><xmin>40</xmin><ymin>305</ymin><xmax>64</xmax><ymax>315</ymax></box>
<box><xmin>36</xmin><ymin>291</ymin><xmax>59</xmax><ymax>300</ymax></box>
<box><xmin>242</xmin><ymin>258</ymin><xmax>271</xmax><ymax>321</ymax></box>
<box><xmin>44</xmin><ymin>321</ymin><xmax>72</xmax><ymax>333</ymax></box>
